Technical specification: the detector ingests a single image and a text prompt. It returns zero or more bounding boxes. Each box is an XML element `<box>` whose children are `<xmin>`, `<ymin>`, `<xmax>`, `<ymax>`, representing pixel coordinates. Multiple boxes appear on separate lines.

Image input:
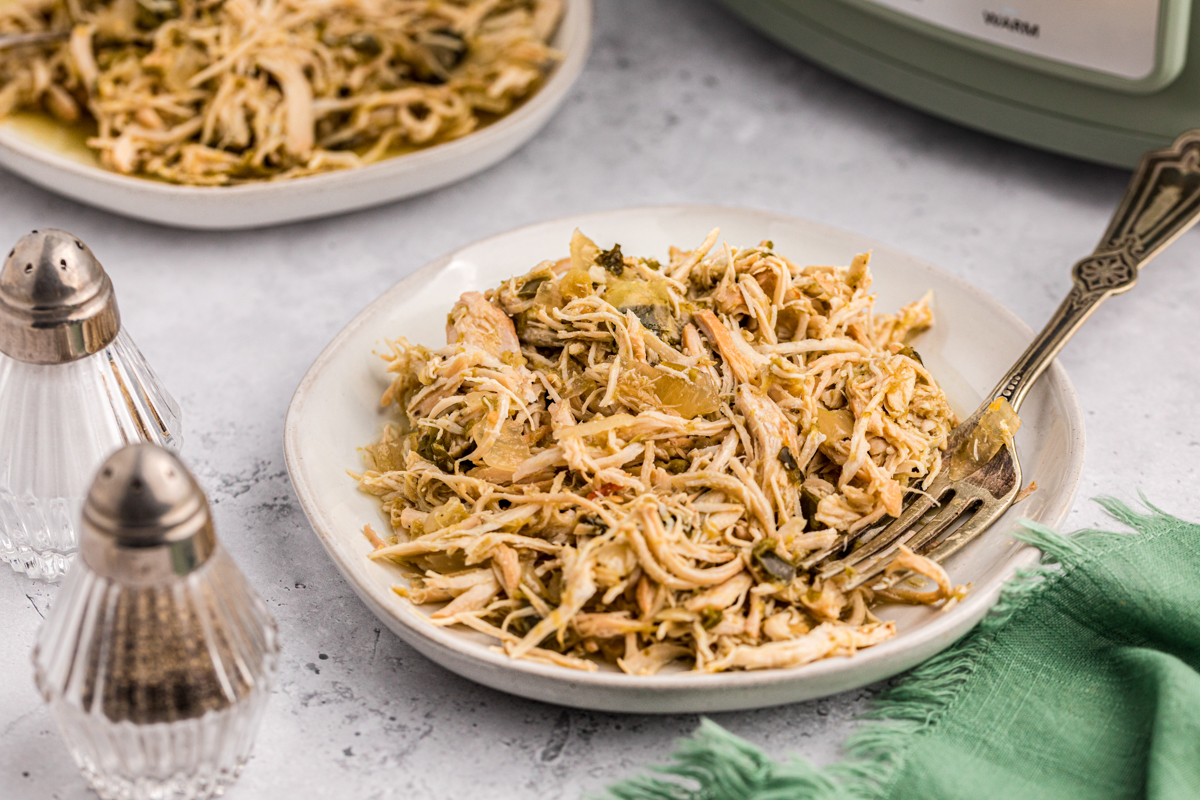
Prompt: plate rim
<box><xmin>282</xmin><ymin>204</ymin><xmax>1086</xmax><ymax>709</ymax></box>
<box><xmin>0</xmin><ymin>0</ymin><xmax>592</xmax><ymax>225</ymax></box>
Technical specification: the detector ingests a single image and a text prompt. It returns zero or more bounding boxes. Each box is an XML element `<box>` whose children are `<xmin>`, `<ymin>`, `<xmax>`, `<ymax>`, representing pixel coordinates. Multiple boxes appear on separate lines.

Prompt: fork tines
<box><xmin>812</xmin><ymin>446</ymin><xmax>1021</xmax><ymax>593</ymax></box>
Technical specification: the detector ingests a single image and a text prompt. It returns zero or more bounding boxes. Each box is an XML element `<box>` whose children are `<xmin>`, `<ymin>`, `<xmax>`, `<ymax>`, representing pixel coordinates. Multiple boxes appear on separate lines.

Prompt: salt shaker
<box><xmin>0</xmin><ymin>229</ymin><xmax>182</xmax><ymax>580</ymax></box>
<box><xmin>32</xmin><ymin>444</ymin><xmax>279</xmax><ymax>800</ymax></box>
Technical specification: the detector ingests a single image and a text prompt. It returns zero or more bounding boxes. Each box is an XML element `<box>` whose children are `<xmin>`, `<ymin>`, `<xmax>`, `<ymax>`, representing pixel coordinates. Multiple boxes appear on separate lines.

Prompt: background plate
<box><xmin>283</xmin><ymin>205</ymin><xmax>1085</xmax><ymax>713</ymax></box>
<box><xmin>0</xmin><ymin>0</ymin><xmax>591</xmax><ymax>230</ymax></box>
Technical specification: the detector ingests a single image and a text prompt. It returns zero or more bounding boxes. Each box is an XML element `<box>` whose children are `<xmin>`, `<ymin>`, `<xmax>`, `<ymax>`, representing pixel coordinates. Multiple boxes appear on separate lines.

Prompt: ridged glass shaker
<box><xmin>32</xmin><ymin>444</ymin><xmax>279</xmax><ymax>800</ymax></box>
<box><xmin>0</xmin><ymin>229</ymin><xmax>182</xmax><ymax>580</ymax></box>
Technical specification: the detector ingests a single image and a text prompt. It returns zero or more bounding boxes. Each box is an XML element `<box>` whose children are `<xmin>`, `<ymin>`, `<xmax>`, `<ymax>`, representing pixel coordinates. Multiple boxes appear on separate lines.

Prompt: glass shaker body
<box><xmin>0</xmin><ymin>329</ymin><xmax>181</xmax><ymax>579</ymax></box>
<box><xmin>33</xmin><ymin>445</ymin><xmax>278</xmax><ymax>800</ymax></box>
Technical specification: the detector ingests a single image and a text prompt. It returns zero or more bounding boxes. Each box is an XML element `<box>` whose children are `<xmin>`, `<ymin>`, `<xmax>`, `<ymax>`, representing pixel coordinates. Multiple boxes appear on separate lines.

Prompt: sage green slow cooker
<box><xmin>717</xmin><ymin>0</ymin><xmax>1198</xmax><ymax>166</ymax></box>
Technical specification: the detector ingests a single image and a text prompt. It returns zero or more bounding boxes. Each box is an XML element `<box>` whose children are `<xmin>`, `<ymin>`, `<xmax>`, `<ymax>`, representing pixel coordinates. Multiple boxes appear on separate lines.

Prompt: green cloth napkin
<box><xmin>606</xmin><ymin>500</ymin><xmax>1200</xmax><ymax>800</ymax></box>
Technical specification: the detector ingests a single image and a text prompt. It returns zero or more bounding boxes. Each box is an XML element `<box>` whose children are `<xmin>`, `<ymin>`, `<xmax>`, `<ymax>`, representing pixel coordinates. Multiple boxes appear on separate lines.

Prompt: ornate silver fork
<box><xmin>806</xmin><ymin>128</ymin><xmax>1200</xmax><ymax>592</ymax></box>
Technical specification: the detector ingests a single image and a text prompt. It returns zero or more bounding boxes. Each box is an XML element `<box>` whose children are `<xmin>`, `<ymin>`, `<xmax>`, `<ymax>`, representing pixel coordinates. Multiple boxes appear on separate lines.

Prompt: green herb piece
<box><xmin>752</xmin><ymin>538</ymin><xmax>796</xmax><ymax>583</ymax></box>
<box><xmin>416</xmin><ymin>429</ymin><xmax>453</xmax><ymax>472</ymax></box>
<box><xmin>344</xmin><ymin>32</ymin><xmax>382</xmax><ymax>58</ymax></box>
<box><xmin>136</xmin><ymin>0</ymin><xmax>180</xmax><ymax>27</ymax></box>
<box><xmin>409</xmin><ymin>29</ymin><xmax>466</xmax><ymax>83</ymax></box>
<box><xmin>899</xmin><ymin>345</ymin><xmax>924</xmax><ymax>365</ymax></box>
<box><xmin>517</xmin><ymin>276</ymin><xmax>549</xmax><ymax>299</ymax></box>
<box><xmin>800</xmin><ymin>487</ymin><xmax>822</xmax><ymax>530</ymax></box>
<box><xmin>699</xmin><ymin>608</ymin><xmax>723</xmax><ymax>629</ymax></box>
<box><xmin>778</xmin><ymin>446</ymin><xmax>802</xmax><ymax>482</ymax></box>
<box><xmin>629</xmin><ymin>305</ymin><xmax>664</xmax><ymax>334</ymax></box>
<box><xmin>665</xmin><ymin>457</ymin><xmax>690</xmax><ymax>474</ymax></box>
<box><xmin>597</xmin><ymin>244</ymin><xmax>625</xmax><ymax>275</ymax></box>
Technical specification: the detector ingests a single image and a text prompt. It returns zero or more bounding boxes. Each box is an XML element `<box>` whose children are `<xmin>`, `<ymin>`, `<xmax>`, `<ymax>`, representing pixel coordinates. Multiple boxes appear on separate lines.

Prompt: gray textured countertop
<box><xmin>2</xmin><ymin>2</ymin><xmax>1198</xmax><ymax>798</ymax></box>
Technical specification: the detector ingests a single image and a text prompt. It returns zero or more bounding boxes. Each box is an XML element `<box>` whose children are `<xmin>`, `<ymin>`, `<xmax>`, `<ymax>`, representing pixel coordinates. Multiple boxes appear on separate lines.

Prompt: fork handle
<box><xmin>991</xmin><ymin>129</ymin><xmax>1200</xmax><ymax>412</ymax></box>
<box><xmin>0</xmin><ymin>30</ymin><xmax>71</xmax><ymax>51</ymax></box>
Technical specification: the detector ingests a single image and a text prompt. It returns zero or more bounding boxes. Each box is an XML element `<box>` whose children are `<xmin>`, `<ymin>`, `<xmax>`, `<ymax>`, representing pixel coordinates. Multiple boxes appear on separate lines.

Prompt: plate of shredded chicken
<box><xmin>0</xmin><ymin>0</ymin><xmax>589</xmax><ymax>228</ymax></box>
<box><xmin>284</xmin><ymin>206</ymin><xmax>1085</xmax><ymax>712</ymax></box>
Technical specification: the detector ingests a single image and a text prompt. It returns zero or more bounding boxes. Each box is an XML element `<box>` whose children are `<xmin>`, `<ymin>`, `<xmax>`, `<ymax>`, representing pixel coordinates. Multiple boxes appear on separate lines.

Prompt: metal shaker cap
<box><xmin>81</xmin><ymin>444</ymin><xmax>217</xmax><ymax>584</ymax></box>
<box><xmin>0</xmin><ymin>229</ymin><xmax>120</xmax><ymax>364</ymax></box>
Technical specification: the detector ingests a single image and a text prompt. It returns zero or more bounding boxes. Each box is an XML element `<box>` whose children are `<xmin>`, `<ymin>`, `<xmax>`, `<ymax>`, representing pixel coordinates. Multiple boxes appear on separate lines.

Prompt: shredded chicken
<box><xmin>357</xmin><ymin>230</ymin><xmax>961</xmax><ymax>673</ymax></box>
<box><xmin>0</xmin><ymin>0</ymin><xmax>562</xmax><ymax>184</ymax></box>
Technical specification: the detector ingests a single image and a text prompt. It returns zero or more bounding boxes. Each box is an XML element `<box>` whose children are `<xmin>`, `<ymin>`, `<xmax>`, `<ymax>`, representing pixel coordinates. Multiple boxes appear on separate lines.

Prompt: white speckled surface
<box><xmin>2</xmin><ymin>2</ymin><xmax>1198</xmax><ymax>798</ymax></box>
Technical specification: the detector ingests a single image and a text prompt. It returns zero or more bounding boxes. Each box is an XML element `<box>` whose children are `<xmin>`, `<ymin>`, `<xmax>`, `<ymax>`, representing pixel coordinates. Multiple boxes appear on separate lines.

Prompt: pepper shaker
<box><xmin>32</xmin><ymin>444</ymin><xmax>279</xmax><ymax>800</ymax></box>
<box><xmin>0</xmin><ymin>229</ymin><xmax>182</xmax><ymax>580</ymax></box>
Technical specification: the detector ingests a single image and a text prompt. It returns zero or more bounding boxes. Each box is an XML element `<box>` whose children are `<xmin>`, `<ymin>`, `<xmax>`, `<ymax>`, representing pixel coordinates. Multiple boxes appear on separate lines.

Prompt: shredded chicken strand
<box><xmin>358</xmin><ymin>230</ymin><xmax>962</xmax><ymax>673</ymax></box>
<box><xmin>0</xmin><ymin>0</ymin><xmax>562</xmax><ymax>184</ymax></box>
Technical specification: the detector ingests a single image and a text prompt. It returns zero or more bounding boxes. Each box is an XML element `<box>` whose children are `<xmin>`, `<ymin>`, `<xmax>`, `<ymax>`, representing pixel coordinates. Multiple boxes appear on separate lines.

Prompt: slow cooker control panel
<box><xmin>856</xmin><ymin>0</ymin><xmax>1163</xmax><ymax>81</ymax></box>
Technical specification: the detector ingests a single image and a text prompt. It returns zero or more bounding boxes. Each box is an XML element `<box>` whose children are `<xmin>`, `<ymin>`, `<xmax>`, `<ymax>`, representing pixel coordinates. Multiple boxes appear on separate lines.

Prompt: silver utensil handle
<box><xmin>992</xmin><ymin>130</ymin><xmax>1200</xmax><ymax>412</ymax></box>
<box><xmin>0</xmin><ymin>30</ymin><xmax>71</xmax><ymax>51</ymax></box>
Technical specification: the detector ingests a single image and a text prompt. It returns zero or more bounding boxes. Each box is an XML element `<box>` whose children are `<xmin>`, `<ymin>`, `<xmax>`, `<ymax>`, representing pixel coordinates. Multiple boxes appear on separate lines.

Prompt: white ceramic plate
<box><xmin>283</xmin><ymin>206</ymin><xmax>1085</xmax><ymax>713</ymax></box>
<box><xmin>0</xmin><ymin>0</ymin><xmax>591</xmax><ymax>230</ymax></box>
